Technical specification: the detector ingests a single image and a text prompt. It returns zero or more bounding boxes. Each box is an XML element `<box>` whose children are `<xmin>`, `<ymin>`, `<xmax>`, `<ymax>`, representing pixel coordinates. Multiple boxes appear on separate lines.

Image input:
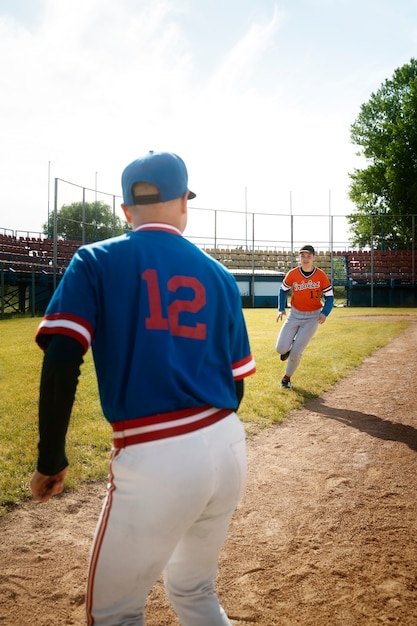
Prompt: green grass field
<box><xmin>0</xmin><ymin>308</ymin><xmax>413</xmax><ymax>516</ymax></box>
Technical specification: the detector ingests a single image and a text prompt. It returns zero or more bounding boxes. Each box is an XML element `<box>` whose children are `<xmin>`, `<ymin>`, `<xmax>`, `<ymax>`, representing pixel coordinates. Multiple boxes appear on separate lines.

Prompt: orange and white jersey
<box><xmin>282</xmin><ymin>266</ymin><xmax>333</xmax><ymax>312</ymax></box>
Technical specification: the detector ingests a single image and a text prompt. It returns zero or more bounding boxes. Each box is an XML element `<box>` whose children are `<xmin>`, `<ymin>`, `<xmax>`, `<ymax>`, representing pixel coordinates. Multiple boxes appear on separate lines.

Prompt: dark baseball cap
<box><xmin>121</xmin><ymin>151</ymin><xmax>196</xmax><ymax>206</ymax></box>
<box><xmin>299</xmin><ymin>245</ymin><xmax>315</xmax><ymax>255</ymax></box>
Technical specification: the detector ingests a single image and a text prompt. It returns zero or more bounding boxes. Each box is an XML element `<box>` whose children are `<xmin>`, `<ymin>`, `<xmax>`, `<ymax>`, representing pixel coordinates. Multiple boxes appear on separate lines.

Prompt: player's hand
<box><xmin>276</xmin><ymin>311</ymin><xmax>286</xmax><ymax>322</ymax></box>
<box><xmin>318</xmin><ymin>313</ymin><xmax>327</xmax><ymax>325</ymax></box>
<box><xmin>30</xmin><ymin>468</ymin><xmax>68</xmax><ymax>503</ymax></box>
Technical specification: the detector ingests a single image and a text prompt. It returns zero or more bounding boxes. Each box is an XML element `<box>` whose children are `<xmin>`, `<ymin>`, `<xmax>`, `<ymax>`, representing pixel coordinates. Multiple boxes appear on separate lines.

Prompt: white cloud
<box><xmin>1</xmin><ymin>0</ymin><xmax>416</xmax><ymax>245</ymax></box>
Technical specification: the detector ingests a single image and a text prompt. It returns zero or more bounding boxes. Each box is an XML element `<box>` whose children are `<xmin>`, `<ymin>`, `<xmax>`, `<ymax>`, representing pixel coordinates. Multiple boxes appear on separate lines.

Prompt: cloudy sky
<box><xmin>1</xmin><ymin>0</ymin><xmax>416</xmax><ymax>244</ymax></box>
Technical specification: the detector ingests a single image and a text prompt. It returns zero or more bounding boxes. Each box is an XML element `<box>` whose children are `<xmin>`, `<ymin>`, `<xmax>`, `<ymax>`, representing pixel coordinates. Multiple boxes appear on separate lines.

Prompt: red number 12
<box><xmin>142</xmin><ymin>269</ymin><xmax>207</xmax><ymax>340</ymax></box>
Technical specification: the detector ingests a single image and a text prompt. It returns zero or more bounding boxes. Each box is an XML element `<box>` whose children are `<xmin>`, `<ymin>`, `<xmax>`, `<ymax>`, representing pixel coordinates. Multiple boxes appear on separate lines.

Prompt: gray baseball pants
<box><xmin>275</xmin><ymin>307</ymin><xmax>321</xmax><ymax>377</ymax></box>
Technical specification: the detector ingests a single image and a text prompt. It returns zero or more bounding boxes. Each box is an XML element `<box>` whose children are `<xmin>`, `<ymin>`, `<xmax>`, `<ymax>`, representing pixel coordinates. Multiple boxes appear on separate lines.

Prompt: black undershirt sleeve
<box><xmin>235</xmin><ymin>379</ymin><xmax>244</xmax><ymax>410</ymax></box>
<box><xmin>36</xmin><ymin>335</ymin><xmax>84</xmax><ymax>476</ymax></box>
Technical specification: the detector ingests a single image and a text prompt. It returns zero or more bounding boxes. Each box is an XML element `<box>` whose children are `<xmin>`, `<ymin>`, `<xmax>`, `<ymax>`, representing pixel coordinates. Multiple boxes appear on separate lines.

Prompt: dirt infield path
<box><xmin>1</xmin><ymin>319</ymin><xmax>417</xmax><ymax>625</ymax></box>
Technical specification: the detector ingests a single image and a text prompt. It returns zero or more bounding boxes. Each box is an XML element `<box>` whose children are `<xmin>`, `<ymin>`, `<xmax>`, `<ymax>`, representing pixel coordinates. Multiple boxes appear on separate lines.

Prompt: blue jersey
<box><xmin>36</xmin><ymin>224</ymin><xmax>255</xmax><ymax>426</ymax></box>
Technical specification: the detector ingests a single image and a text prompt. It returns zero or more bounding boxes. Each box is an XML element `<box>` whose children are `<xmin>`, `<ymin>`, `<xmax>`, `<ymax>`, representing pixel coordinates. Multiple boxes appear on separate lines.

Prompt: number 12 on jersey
<box><xmin>142</xmin><ymin>269</ymin><xmax>207</xmax><ymax>340</ymax></box>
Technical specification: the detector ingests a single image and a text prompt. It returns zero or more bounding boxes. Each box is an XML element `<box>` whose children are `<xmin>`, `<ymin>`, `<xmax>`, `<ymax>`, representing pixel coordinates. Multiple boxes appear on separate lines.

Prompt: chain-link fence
<box><xmin>1</xmin><ymin>178</ymin><xmax>416</xmax><ymax>315</ymax></box>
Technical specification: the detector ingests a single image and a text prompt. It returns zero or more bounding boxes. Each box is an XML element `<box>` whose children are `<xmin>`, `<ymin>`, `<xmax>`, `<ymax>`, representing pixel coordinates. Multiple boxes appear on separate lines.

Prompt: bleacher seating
<box><xmin>334</xmin><ymin>249</ymin><xmax>415</xmax><ymax>285</ymax></box>
<box><xmin>203</xmin><ymin>248</ymin><xmax>324</xmax><ymax>273</ymax></box>
<box><xmin>0</xmin><ymin>234</ymin><xmax>415</xmax><ymax>286</ymax></box>
<box><xmin>203</xmin><ymin>248</ymin><xmax>415</xmax><ymax>285</ymax></box>
<box><xmin>0</xmin><ymin>234</ymin><xmax>81</xmax><ymax>275</ymax></box>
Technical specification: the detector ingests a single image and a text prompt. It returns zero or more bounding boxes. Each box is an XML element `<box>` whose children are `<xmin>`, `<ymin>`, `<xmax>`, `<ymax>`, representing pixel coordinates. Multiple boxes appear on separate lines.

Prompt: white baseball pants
<box><xmin>86</xmin><ymin>412</ymin><xmax>247</xmax><ymax>626</ymax></box>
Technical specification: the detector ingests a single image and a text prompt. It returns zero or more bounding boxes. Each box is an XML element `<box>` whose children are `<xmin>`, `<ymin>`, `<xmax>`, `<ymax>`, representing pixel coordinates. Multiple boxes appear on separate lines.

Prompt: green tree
<box><xmin>43</xmin><ymin>201</ymin><xmax>129</xmax><ymax>241</ymax></box>
<box><xmin>348</xmin><ymin>58</ymin><xmax>417</xmax><ymax>249</ymax></box>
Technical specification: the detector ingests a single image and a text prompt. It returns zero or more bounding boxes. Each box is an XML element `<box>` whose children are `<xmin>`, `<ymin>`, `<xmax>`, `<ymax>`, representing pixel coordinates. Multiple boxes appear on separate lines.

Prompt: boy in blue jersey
<box><xmin>30</xmin><ymin>151</ymin><xmax>256</xmax><ymax>626</ymax></box>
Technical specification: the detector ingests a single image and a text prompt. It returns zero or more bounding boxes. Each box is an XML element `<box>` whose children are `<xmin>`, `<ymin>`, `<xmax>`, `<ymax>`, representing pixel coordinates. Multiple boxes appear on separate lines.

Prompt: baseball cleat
<box><xmin>280</xmin><ymin>378</ymin><xmax>292</xmax><ymax>390</ymax></box>
<box><xmin>280</xmin><ymin>350</ymin><xmax>291</xmax><ymax>361</ymax></box>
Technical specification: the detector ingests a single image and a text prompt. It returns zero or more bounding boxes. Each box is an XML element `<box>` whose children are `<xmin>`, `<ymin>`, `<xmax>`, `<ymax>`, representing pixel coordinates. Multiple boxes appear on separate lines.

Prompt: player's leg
<box><xmin>275</xmin><ymin>309</ymin><xmax>299</xmax><ymax>355</ymax></box>
<box><xmin>86</xmin><ymin>451</ymin><xmax>156</xmax><ymax>626</ymax></box>
<box><xmin>164</xmin><ymin>413</ymin><xmax>247</xmax><ymax>626</ymax></box>
<box><xmin>284</xmin><ymin>311</ymin><xmax>320</xmax><ymax>377</ymax></box>
<box><xmin>86</xmin><ymin>429</ymin><xmax>229</xmax><ymax>626</ymax></box>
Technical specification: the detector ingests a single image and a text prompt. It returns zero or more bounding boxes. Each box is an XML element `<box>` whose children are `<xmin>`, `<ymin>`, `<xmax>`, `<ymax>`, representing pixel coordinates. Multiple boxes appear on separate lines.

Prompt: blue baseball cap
<box><xmin>121</xmin><ymin>151</ymin><xmax>196</xmax><ymax>205</ymax></box>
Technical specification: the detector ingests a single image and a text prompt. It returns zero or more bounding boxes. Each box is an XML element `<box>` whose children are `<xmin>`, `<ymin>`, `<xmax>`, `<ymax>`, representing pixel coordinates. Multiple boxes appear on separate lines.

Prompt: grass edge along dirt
<box><xmin>0</xmin><ymin>309</ymin><xmax>412</xmax><ymax>516</ymax></box>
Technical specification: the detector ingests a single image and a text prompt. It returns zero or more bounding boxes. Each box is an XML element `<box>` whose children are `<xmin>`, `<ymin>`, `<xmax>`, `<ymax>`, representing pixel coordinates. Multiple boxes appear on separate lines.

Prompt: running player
<box><xmin>275</xmin><ymin>245</ymin><xmax>334</xmax><ymax>389</ymax></box>
<box><xmin>30</xmin><ymin>151</ymin><xmax>256</xmax><ymax>625</ymax></box>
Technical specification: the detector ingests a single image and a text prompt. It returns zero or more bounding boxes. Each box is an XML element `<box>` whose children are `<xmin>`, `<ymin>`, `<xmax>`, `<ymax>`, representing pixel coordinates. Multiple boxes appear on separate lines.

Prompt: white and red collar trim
<box><xmin>134</xmin><ymin>223</ymin><xmax>182</xmax><ymax>236</ymax></box>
